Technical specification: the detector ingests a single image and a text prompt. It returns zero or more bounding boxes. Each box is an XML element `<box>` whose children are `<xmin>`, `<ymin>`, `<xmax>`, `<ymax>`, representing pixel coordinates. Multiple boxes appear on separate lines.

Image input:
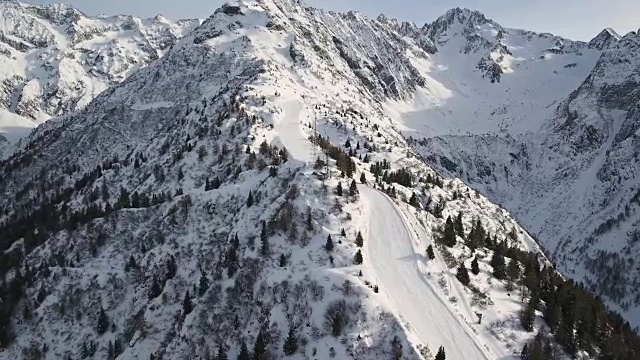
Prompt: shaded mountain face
<box><xmin>0</xmin><ymin>1</ymin><xmax>200</xmax><ymax>157</ymax></box>
<box><xmin>0</xmin><ymin>0</ymin><xmax>639</xmax><ymax>358</ymax></box>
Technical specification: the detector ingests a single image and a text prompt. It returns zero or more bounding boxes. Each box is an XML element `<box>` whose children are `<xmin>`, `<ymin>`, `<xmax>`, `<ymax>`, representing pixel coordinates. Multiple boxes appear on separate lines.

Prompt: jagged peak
<box><xmin>423</xmin><ymin>7</ymin><xmax>503</xmax><ymax>41</ymax></box>
<box><xmin>588</xmin><ymin>27</ymin><xmax>621</xmax><ymax>50</ymax></box>
<box><xmin>433</xmin><ymin>7</ymin><xmax>500</xmax><ymax>28</ymax></box>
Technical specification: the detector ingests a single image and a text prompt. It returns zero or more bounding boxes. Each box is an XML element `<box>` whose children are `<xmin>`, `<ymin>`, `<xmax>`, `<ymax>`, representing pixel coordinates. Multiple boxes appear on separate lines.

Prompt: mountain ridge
<box><xmin>0</xmin><ymin>0</ymin><xmax>639</xmax><ymax>359</ymax></box>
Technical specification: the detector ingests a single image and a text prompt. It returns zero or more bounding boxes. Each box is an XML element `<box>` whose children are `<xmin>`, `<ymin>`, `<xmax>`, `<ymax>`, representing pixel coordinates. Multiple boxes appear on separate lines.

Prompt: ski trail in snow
<box><xmin>361</xmin><ymin>187</ymin><xmax>492</xmax><ymax>360</ymax></box>
<box><xmin>274</xmin><ymin>99</ymin><xmax>314</xmax><ymax>164</ymax></box>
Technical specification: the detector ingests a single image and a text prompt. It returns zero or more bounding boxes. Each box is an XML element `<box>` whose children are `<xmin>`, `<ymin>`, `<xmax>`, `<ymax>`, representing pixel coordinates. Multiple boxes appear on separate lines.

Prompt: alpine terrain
<box><xmin>0</xmin><ymin>0</ymin><xmax>200</xmax><ymax>157</ymax></box>
<box><xmin>0</xmin><ymin>1</ymin><xmax>639</xmax><ymax>360</ymax></box>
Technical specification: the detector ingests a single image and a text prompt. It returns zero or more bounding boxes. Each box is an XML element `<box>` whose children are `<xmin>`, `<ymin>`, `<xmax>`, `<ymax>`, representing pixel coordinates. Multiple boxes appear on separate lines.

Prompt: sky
<box><xmin>25</xmin><ymin>0</ymin><xmax>640</xmax><ymax>41</ymax></box>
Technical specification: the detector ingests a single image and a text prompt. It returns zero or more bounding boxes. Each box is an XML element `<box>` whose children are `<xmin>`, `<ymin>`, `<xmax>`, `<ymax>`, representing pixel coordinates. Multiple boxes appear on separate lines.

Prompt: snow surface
<box><xmin>361</xmin><ymin>187</ymin><xmax>493</xmax><ymax>360</ymax></box>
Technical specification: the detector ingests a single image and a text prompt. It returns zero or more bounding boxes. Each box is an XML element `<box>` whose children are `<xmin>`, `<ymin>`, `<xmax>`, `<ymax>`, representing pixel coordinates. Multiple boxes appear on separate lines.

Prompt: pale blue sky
<box><xmin>26</xmin><ymin>0</ymin><xmax>640</xmax><ymax>40</ymax></box>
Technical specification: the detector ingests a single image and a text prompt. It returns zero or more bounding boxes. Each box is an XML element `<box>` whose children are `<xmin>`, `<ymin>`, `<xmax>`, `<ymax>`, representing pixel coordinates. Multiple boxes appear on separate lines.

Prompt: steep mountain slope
<box><xmin>1</xmin><ymin>1</ymin><xmax>639</xmax><ymax>359</ymax></box>
<box><xmin>0</xmin><ymin>1</ymin><xmax>200</xmax><ymax>157</ymax></box>
<box><xmin>394</xmin><ymin>9</ymin><xmax>640</xmax><ymax>325</ymax></box>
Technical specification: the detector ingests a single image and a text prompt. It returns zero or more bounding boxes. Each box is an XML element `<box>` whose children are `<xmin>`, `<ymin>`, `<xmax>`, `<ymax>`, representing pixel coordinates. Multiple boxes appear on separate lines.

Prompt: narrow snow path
<box><xmin>274</xmin><ymin>99</ymin><xmax>314</xmax><ymax>164</ymax></box>
<box><xmin>361</xmin><ymin>187</ymin><xmax>492</xmax><ymax>360</ymax></box>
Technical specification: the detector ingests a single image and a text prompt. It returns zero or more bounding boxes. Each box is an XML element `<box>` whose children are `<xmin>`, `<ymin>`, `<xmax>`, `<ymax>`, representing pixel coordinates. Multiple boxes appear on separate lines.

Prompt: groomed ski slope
<box><xmin>361</xmin><ymin>187</ymin><xmax>496</xmax><ymax>360</ymax></box>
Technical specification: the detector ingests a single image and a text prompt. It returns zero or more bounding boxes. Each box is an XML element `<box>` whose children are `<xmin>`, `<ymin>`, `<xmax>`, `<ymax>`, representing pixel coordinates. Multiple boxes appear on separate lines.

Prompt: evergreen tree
<box><xmin>520</xmin><ymin>344</ymin><xmax>529</xmax><ymax>360</ymax></box>
<box><xmin>409</xmin><ymin>193</ymin><xmax>420</xmax><ymax>208</ymax></box>
<box><xmin>456</xmin><ymin>263</ymin><xmax>471</xmax><ymax>286</ymax></box>
<box><xmin>426</xmin><ymin>245</ymin><xmax>435</xmax><ymax>260</ymax></box>
<box><xmin>306</xmin><ymin>207</ymin><xmax>313</xmax><ymax>231</ymax></box>
<box><xmin>182</xmin><ymin>291</ymin><xmax>193</xmax><ymax>315</ymax></box>
<box><xmin>217</xmin><ymin>343</ymin><xmax>228</xmax><ymax>360</ymax></box>
<box><xmin>435</xmin><ymin>346</ymin><xmax>446</xmax><ymax>360</ymax></box>
<box><xmin>353</xmin><ymin>250</ymin><xmax>363</xmax><ymax>265</ymax></box>
<box><xmin>260</xmin><ymin>221</ymin><xmax>269</xmax><ymax>257</ymax></box>
<box><xmin>391</xmin><ymin>336</ymin><xmax>403</xmax><ymax>360</ymax></box>
<box><xmin>148</xmin><ymin>276</ymin><xmax>162</xmax><ymax>300</ymax></box>
<box><xmin>466</xmin><ymin>219</ymin><xmax>485</xmax><ymax>251</ymax></box>
<box><xmin>246</xmin><ymin>191</ymin><xmax>254</xmax><ymax>207</ymax></box>
<box><xmin>237</xmin><ymin>340</ymin><xmax>250</xmax><ymax>360</ymax></box>
<box><xmin>543</xmin><ymin>293</ymin><xmax>560</xmax><ymax>332</ymax></box>
<box><xmin>355</xmin><ymin>231</ymin><xmax>364</xmax><ymax>247</ymax></box>
<box><xmin>166</xmin><ymin>256</ymin><xmax>177</xmax><ymax>280</ymax></box>
<box><xmin>360</xmin><ymin>172</ymin><xmax>367</xmax><ymax>184</ymax></box>
<box><xmin>507</xmin><ymin>259</ymin><xmax>521</xmax><ymax>291</ymax></box>
<box><xmin>490</xmin><ymin>249</ymin><xmax>506</xmax><ymax>280</ymax></box>
<box><xmin>279</xmin><ymin>254</ymin><xmax>288</xmax><ymax>267</ymax></box>
<box><xmin>340</xmin><ymin>228</ymin><xmax>346</xmax><ymax>237</ymax></box>
<box><xmin>198</xmin><ymin>270</ymin><xmax>209</xmax><ymax>297</ymax></box>
<box><xmin>521</xmin><ymin>291</ymin><xmax>539</xmax><ymax>332</ymax></box>
<box><xmin>349</xmin><ymin>180</ymin><xmax>358</xmax><ymax>196</ymax></box>
<box><xmin>455</xmin><ymin>212</ymin><xmax>464</xmax><ymax>238</ymax></box>
<box><xmin>441</xmin><ymin>216</ymin><xmax>457</xmax><ymax>247</ymax></box>
<box><xmin>283</xmin><ymin>326</ymin><xmax>298</xmax><ymax>356</ymax></box>
<box><xmin>96</xmin><ymin>306</ymin><xmax>109</xmax><ymax>334</ymax></box>
<box><xmin>471</xmin><ymin>257</ymin><xmax>480</xmax><ymax>275</ymax></box>
<box><xmin>325</xmin><ymin>235</ymin><xmax>334</xmax><ymax>252</ymax></box>
<box><xmin>253</xmin><ymin>329</ymin><xmax>268</xmax><ymax>360</ymax></box>
<box><xmin>336</xmin><ymin>182</ymin><xmax>343</xmax><ymax>196</ymax></box>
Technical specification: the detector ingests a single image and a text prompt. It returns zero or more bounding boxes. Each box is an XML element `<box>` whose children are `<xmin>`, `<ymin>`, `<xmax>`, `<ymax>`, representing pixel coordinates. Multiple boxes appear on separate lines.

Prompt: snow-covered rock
<box><xmin>0</xmin><ymin>0</ymin><xmax>638</xmax><ymax>358</ymax></box>
<box><xmin>0</xmin><ymin>1</ymin><xmax>200</xmax><ymax>157</ymax></box>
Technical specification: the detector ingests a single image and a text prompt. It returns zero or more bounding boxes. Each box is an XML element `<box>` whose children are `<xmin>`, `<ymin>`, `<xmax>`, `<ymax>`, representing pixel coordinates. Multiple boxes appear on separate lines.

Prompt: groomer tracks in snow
<box><xmin>361</xmin><ymin>186</ymin><xmax>496</xmax><ymax>360</ymax></box>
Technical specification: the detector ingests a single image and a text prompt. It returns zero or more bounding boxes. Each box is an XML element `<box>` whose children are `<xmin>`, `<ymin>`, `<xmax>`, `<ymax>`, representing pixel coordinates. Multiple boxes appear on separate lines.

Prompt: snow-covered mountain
<box><xmin>398</xmin><ymin>7</ymin><xmax>640</xmax><ymax>324</ymax></box>
<box><xmin>0</xmin><ymin>1</ymin><xmax>200</xmax><ymax>157</ymax></box>
<box><xmin>0</xmin><ymin>1</ymin><xmax>639</xmax><ymax>359</ymax></box>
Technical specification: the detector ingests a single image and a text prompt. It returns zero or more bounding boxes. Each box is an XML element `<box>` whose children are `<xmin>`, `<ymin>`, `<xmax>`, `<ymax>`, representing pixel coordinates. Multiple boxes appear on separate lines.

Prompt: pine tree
<box><xmin>456</xmin><ymin>263</ymin><xmax>471</xmax><ymax>286</ymax></box>
<box><xmin>198</xmin><ymin>270</ymin><xmax>209</xmax><ymax>297</ymax></box>
<box><xmin>521</xmin><ymin>291</ymin><xmax>538</xmax><ymax>332</ymax></box>
<box><xmin>471</xmin><ymin>257</ymin><xmax>480</xmax><ymax>275</ymax></box>
<box><xmin>349</xmin><ymin>180</ymin><xmax>358</xmax><ymax>196</ymax></box>
<box><xmin>466</xmin><ymin>219</ymin><xmax>485</xmax><ymax>251</ymax></box>
<box><xmin>360</xmin><ymin>172</ymin><xmax>367</xmax><ymax>184</ymax></box>
<box><xmin>353</xmin><ymin>250</ymin><xmax>363</xmax><ymax>265</ymax></box>
<box><xmin>306</xmin><ymin>207</ymin><xmax>313</xmax><ymax>231</ymax></box>
<box><xmin>279</xmin><ymin>254</ymin><xmax>288</xmax><ymax>267</ymax></box>
<box><xmin>455</xmin><ymin>212</ymin><xmax>464</xmax><ymax>238</ymax></box>
<box><xmin>435</xmin><ymin>346</ymin><xmax>446</xmax><ymax>360</ymax></box>
<box><xmin>148</xmin><ymin>276</ymin><xmax>162</xmax><ymax>300</ymax></box>
<box><xmin>441</xmin><ymin>216</ymin><xmax>457</xmax><ymax>247</ymax></box>
<box><xmin>409</xmin><ymin>193</ymin><xmax>420</xmax><ymax>208</ymax></box>
<box><xmin>391</xmin><ymin>336</ymin><xmax>403</xmax><ymax>360</ymax></box>
<box><xmin>520</xmin><ymin>344</ymin><xmax>529</xmax><ymax>360</ymax></box>
<box><xmin>543</xmin><ymin>293</ymin><xmax>560</xmax><ymax>332</ymax></box>
<box><xmin>336</xmin><ymin>182</ymin><xmax>343</xmax><ymax>196</ymax></box>
<box><xmin>96</xmin><ymin>306</ymin><xmax>109</xmax><ymax>334</ymax></box>
<box><xmin>355</xmin><ymin>231</ymin><xmax>364</xmax><ymax>247</ymax></box>
<box><xmin>340</xmin><ymin>228</ymin><xmax>346</xmax><ymax>237</ymax></box>
<box><xmin>325</xmin><ymin>235</ymin><xmax>334</xmax><ymax>252</ymax></box>
<box><xmin>253</xmin><ymin>329</ymin><xmax>268</xmax><ymax>360</ymax></box>
<box><xmin>490</xmin><ymin>250</ymin><xmax>506</xmax><ymax>280</ymax></box>
<box><xmin>260</xmin><ymin>221</ymin><xmax>269</xmax><ymax>257</ymax></box>
<box><xmin>246</xmin><ymin>191</ymin><xmax>254</xmax><ymax>207</ymax></box>
<box><xmin>507</xmin><ymin>259</ymin><xmax>521</xmax><ymax>291</ymax></box>
<box><xmin>426</xmin><ymin>245</ymin><xmax>435</xmax><ymax>260</ymax></box>
<box><xmin>237</xmin><ymin>340</ymin><xmax>250</xmax><ymax>360</ymax></box>
<box><xmin>182</xmin><ymin>291</ymin><xmax>193</xmax><ymax>315</ymax></box>
<box><xmin>217</xmin><ymin>343</ymin><xmax>228</xmax><ymax>360</ymax></box>
<box><xmin>283</xmin><ymin>326</ymin><xmax>298</xmax><ymax>356</ymax></box>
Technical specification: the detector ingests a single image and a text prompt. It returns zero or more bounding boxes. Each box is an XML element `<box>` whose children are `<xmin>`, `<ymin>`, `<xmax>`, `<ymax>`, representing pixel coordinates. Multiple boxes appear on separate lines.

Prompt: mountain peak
<box><xmin>588</xmin><ymin>27</ymin><xmax>621</xmax><ymax>50</ymax></box>
<box><xmin>424</xmin><ymin>7</ymin><xmax>502</xmax><ymax>41</ymax></box>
